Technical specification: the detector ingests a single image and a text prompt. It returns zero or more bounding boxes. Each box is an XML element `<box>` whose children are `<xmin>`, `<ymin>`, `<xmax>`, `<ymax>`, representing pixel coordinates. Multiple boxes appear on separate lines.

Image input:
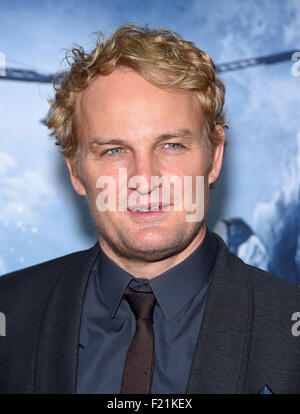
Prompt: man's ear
<box><xmin>65</xmin><ymin>158</ymin><xmax>86</xmax><ymax>196</ymax></box>
<box><xmin>208</xmin><ymin>125</ymin><xmax>226</xmax><ymax>185</ymax></box>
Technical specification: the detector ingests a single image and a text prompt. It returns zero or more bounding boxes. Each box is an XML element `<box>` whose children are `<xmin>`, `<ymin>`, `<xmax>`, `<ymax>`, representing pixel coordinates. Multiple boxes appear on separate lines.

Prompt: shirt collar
<box><xmin>96</xmin><ymin>251</ymin><xmax>132</xmax><ymax>319</ymax></box>
<box><xmin>97</xmin><ymin>227</ymin><xmax>219</xmax><ymax>322</ymax></box>
<box><xmin>148</xmin><ymin>228</ymin><xmax>218</xmax><ymax>322</ymax></box>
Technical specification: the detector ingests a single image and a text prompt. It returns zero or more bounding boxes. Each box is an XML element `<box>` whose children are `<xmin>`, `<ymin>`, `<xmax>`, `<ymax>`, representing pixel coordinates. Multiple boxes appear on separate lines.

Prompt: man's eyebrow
<box><xmin>155</xmin><ymin>128</ymin><xmax>194</xmax><ymax>142</ymax></box>
<box><xmin>87</xmin><ymin>129</ymin><xmax>194</xmax><ymax>149</ymax></box>
<box><xmin>88</xmin><ymin>138</ymin><xmax>128</xmax><ymax>149</ymax></box>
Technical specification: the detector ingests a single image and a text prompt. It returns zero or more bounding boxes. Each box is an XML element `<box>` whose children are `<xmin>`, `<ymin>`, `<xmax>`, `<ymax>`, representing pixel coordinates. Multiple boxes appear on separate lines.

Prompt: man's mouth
<box><xmin>127</xmin><ymin>203</ymin><xmax>172</xmax><ymax>218</ymax></box>
<box><xmin>128</xmin><ymin>203</ymin><xmax>171</xmax><ymax>212</ymax></box>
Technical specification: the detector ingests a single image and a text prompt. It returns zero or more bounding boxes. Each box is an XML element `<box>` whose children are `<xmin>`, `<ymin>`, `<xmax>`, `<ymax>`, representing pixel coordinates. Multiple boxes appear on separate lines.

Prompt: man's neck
<box><xmin>98</xmin><ymin>224</ymin><xmax>207</xmax><ymax>279</ymax></box>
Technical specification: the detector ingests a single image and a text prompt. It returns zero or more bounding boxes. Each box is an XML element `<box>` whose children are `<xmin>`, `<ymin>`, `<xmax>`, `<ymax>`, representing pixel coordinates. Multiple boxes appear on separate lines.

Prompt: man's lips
<box><xmin>126</xmin><ymin>203</ymin><xmax>172</xmax><ymax>219</ymax></box>
<box><xmin>127</xmin><ymin>203</ymin><xmax>171</xmax><ymax>211</ymax></box>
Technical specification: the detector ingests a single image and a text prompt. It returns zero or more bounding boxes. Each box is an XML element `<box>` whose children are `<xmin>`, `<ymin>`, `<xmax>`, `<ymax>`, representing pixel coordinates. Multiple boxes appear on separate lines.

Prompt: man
<box><xmin>1</xmin><ymin>24</ymin><xmax>300</xmax><ymax>394</ymax></box>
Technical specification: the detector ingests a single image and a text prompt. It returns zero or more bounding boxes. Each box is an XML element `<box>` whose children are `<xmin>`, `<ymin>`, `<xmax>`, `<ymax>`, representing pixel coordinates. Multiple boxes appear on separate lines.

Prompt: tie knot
<box><xmin>123</xmin><ymin>287</ymin><xmax>157</xmax><ymax>321</ymax></box>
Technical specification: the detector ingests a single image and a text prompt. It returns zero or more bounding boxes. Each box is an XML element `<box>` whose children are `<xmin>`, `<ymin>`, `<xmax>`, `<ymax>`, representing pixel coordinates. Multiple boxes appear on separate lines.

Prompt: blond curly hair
<box><xmin>46</xmin><ymin>24</ymin><xmax>227</xmax><ymax>175</ymax></box>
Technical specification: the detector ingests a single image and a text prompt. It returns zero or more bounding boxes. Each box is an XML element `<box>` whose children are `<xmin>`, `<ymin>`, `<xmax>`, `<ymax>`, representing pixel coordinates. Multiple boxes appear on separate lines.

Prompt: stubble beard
<box><xmin>97</xmin><ymin>217</ymin><xmax>206</xmax><ymax>263</ymax></box>
<box><xmin>93</xmin><ymin>190</ymin><xmax>210</xmax><ymax>264</ymax></box>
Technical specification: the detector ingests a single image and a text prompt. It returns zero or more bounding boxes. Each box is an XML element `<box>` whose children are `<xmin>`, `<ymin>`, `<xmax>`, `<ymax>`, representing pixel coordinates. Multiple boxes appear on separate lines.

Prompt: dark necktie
<box><xmin>120</xmin><ymin>286</ymin><xmax>157</xmax><ymax>394</ymax></box>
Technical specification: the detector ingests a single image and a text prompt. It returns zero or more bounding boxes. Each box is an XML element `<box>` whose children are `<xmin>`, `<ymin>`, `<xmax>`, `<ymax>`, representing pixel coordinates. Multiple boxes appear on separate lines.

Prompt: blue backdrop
<box><xmin>0</xmin><ymin>0</ymin><xmax>299</xmax><ymax>285</ymax></box>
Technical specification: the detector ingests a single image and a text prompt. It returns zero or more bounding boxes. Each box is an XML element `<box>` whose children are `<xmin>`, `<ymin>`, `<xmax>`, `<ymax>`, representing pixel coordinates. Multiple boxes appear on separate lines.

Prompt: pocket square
<box><xmin>259</xmin><ymin>385</ymin><xmax>273</xmax><ymax>394</ymax></box>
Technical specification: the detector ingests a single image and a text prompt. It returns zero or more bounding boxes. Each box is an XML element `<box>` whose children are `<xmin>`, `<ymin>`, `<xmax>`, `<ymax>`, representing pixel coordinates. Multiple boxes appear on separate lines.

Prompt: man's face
<box><xmin>66</xmin><ymin>68</ymin><xmax>225</xmax><ymax>262</ymax></box>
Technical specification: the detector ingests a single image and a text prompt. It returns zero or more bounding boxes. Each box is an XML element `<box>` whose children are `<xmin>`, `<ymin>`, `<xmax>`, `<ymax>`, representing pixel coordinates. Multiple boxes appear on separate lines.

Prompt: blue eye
<box><xmin>165</xmin><ymin>143</ymin><xmax>182</xmax><ymax>150</ymax></box>
<box><xmin>106</xmin><ymin>148</ymin><xmax>124</xmax><ymax>156</ymax></box>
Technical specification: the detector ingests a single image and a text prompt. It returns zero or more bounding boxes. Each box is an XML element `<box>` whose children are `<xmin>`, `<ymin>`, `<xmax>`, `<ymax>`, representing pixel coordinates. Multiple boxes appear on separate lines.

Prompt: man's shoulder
<box><xmin>0</xmin><ymin>242</ymin><xmax>100</xmax><ymax>353</ymax></box>
<box><xmin>0</xmin><ymin>242</ymin><xmax>99</xmax><ymax>293</ymax></box>
<box><xmin>212</xmin><ymin>231</ymin><xmax>300</xmax><ymax>303</ymax></box>
<box><xmin>243</xmin><ymin>259</ymin><xmax>300</xmax><ymax>312</ymax></box>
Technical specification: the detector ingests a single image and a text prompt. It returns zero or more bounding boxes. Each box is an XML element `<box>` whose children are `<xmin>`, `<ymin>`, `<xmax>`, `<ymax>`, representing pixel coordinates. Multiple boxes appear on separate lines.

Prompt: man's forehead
<box><xmin>74</xmin><ymin>69</ymin><xmax>204</xmax><ymax>142</ymax></box>
<box><xmin>76</xmin><ymin>69</ymin><xmax>199</xmax><ymax>110</ymax></box>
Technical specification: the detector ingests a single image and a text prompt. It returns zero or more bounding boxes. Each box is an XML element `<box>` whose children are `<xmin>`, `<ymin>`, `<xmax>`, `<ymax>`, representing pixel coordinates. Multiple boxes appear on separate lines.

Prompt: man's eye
<box><xmin>104</xmin><ymin>147</ymin><xmax>124</xmax><ymax>156</ymax></box>
<box><xmin>164</xmin><ymin>143</ymin><xmax>183</xmax><ymax>150</ymax></box>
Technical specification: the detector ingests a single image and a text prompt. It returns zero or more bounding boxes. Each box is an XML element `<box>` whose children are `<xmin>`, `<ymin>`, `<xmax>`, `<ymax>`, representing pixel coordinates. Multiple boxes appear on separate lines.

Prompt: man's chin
<box><xmin>97</xmin><ymin>219</ymin><xmax>205</xmax><ymax>263</ymax></box>
<box><xmin>118</xmin><ymin>243</ymin><xmax>185</xmax><ymax>262</ymax></box>
<box><xmin>110</xmin><ymin>232</ymin><xmax>201</xmax><ymax>263</ymax></box>
<box><xmin>100</xmin><ymin>231</ymin><xmax>185</xmax><ymax>262</ymax></box>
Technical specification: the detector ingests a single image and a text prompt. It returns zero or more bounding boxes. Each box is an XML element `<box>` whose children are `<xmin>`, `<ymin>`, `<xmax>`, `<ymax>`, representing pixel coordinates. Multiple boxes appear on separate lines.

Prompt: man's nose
<box><xmin>128</xmin><ymin>154</ymin><xmax>160</xmax><ymax>195</ymax></box>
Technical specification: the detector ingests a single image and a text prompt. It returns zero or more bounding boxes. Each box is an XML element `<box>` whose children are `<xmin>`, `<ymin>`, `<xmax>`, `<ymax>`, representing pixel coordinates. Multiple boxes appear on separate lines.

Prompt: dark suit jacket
<box><xmin>1</xmin><ymin>232</ymin><xmax>300</xmax><ymax>394</ymax></box>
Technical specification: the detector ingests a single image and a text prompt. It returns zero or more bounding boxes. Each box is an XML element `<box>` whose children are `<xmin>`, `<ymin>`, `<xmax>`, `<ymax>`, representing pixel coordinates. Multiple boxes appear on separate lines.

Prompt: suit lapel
<box><xmin>34</xmin><ymin>242</ymin><xmax>100</xmax><ymax>394</ymax></box>
<box><xmin>186</xmin><ymin>234</ymin><xmax>254</xmax><ymax>394</ymax></box>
